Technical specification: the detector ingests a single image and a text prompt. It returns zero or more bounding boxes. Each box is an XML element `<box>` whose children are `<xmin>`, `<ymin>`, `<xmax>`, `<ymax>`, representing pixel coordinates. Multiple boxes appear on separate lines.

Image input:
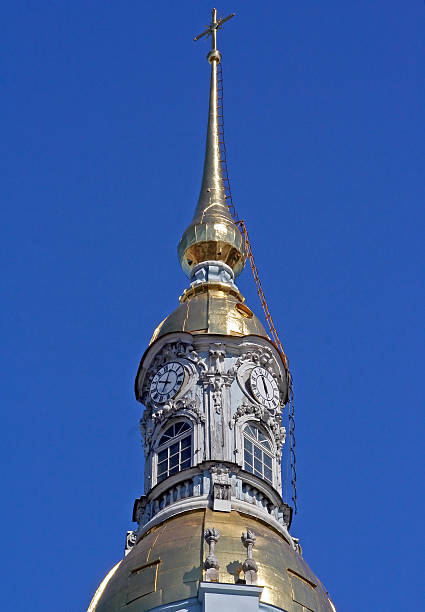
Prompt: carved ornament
<box><xmin>210</xmin><ymin>464</ymin><xmax>231</xmax><ymax>508</ymax></box>
<box><xmin>232</xmin><ymin>400</ymin><xmax>287</xmax><ymax>456</ymax></box>
<box><xmin>241</xmin><ymin>529</ymin><xmax>258</xmax><ymax>584</ymax></box>
<box><xmin>152</xmin><ymin>393</ymin><xmax>205</xmax><ymax>425</ymax></box>
<box><xmin>227</xmin><ymin>346</ymin><xmax>275</xmax><ymax>378</ymax></box>
<box><xmin>204</xmin><ymin>527</ymin><xmax>220</xmax><ymax>582</ymax></box>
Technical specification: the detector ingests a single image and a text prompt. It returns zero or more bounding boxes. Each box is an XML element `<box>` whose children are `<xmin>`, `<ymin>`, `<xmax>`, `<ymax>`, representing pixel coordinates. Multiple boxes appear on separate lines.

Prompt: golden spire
<box><xmin>178</xmin><ymin>8</ymin><xmax>246</xmax><ymax>278</ymax></box>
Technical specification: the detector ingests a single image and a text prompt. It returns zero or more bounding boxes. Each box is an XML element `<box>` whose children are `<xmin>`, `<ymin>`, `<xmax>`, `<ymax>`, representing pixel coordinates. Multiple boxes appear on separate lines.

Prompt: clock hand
<box><xmin>160</xmin><ymin>374</ymin><xmax>171</xmax><ymax>392</ymax></box>
<box><xmin>261</xmin><ymin>376</ymin><xmax>269</xmax><ymax>399</ymax></box>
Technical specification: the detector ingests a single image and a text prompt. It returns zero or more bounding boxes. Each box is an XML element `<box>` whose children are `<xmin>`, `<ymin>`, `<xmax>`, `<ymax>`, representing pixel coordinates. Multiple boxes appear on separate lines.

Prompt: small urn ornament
<box><xmin>241</xmin><ymin>529</ymin><xmax>258</xmax><ymax>585</ymax></box>
<box><xmin>204</xmin><ymin>527</ymin><xmax>220</xmax><ymax>582</ymax></box>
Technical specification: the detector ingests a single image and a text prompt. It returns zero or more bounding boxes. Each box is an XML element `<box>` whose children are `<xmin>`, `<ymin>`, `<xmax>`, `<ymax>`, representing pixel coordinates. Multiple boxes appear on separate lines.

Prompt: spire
<box><xmin>178</xmin><ymin>9</ymin><xmax>246</xmax><ymax>278</ymax></box>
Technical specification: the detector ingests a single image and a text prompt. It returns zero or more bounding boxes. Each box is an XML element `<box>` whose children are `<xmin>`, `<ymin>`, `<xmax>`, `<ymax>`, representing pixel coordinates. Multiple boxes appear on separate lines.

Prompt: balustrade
<box><xmin>135</xmin><ymin>469</ymin><xmax>289</xmax><ymax>530</ymax></box>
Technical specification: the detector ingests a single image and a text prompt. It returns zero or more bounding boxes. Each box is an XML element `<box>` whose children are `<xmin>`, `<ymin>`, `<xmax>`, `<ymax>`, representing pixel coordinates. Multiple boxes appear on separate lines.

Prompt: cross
<box><xmin>194</xmin><ymin>8</ymin><xmax>235</xmax><ymax>51</ymax></box>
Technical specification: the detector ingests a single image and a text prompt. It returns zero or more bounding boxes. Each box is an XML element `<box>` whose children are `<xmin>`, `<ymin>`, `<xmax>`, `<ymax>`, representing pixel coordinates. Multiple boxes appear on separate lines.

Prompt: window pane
<box><xmin>169</xmin><ymin>465</ymin><xmax>178</xmax><ymax>475</ymax></box>
<box><xmin>159</xmin><ymin>425</ymin><xmax>175</xmax><ymax>445</ymax></box>
<box><xmin>158</xmin><ymin>448</ymin><xmax>168</xmax><ymax>462</ymax></box>
<box><xmin>244</xmin><ymin>450</ymin><xmax>253</xmax><ymax>466</ymax></box>
<box><xmin>264</xmin><ymin>453</ymin><xmax>272</xmax><ymax>468</ymax></box>
<box><xmin>246</xmin><ymin>425</ymin><xmax>255</xmax><ymax>438</ymax></box>
<box><xmin>245</xmin><ymin>463</ymin><xmax>253</xmax><ymax>474</ymax></box>
<box><xmin>181</xmin><ymin>436</ymin><xmax>191</xmax><ymax>450</ymax></box>
<box><xmin>264</xmin><ymin>466</ymin><xmax>272</xmax><ymax>482</ymax></box>
<box><xmin>169</xmin><ymin>442</ymin><xmax>179</xmax><ymax>456</ymax></box>
<box><xmin>254</xmin><ymin>469</ymin><xmax>262</xmax><ymax>478</ymax></box>
<box><xmin>174</xmin><ymin>423</ymin><xmax>184</xmax><ymax>436</ymax></box>
<box><xmin>180</xmin><ymin>458</ymin><xmax>190</xmax><ymax>470</ymax></box>
<box><xmin>158</xmin><ymin>462</ymin><xmax>167</xmax><ymax>475</ymax></box>
<box><xmin>254</xmin><ymin>445</ymin><xmax>262</xmax><ymax>460</ymax></box>
<box><xmin>157</xmin><ymin>462</ymin><xmax>168</xmax><ymax>475</ymax></box>
<box><xmin>262</xmin><ymin>439</ymin><xmax>271</xmax><ymax>451</ymax></box>
<box><xmin>157</xmin><ymin>473</ymin><xmax>166</xmax><ymax>483</ymax></box>
<box><xmin>169</xmin><ymin>454</ymin><xmax>179</xmax><ymax>469</ymax></box>
<box><xmin>254</xmin><ymin>457</ymin><xmax>262</xmax><ymax>473</ymax></box>
<box><xmin>244</xmin><ymin>423</ymin><xmax>273</xmax><ymax>453</ymax></box>
<box><xmin>244</xmin><ymin>439</ymin><xmax>252</xmax><ymax>454</ymax></box>
<box><xmin>181</xmin><ymin>448</ymin><xmax>191</xmax><ymax>462</ymax></box>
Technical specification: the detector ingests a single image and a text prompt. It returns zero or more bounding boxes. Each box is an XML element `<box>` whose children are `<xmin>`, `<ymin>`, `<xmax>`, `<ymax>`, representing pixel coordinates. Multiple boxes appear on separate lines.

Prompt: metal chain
<box><xmin>217</xmin><ymin>61</ymin><xmax>298</xmax><ymax>513</ymax></box>
<box><xmin>289</xmin><ymin>378</ymin><xmax>297</xmax><ymax>513</ymax></box>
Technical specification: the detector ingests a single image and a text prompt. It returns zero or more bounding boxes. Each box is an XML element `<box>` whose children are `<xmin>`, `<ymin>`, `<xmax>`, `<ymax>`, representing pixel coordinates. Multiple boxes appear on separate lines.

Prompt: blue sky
<box><xmin>1</xmin><ymin>1</ymin><xmax>424</xmax><ymax>610</ymax></box>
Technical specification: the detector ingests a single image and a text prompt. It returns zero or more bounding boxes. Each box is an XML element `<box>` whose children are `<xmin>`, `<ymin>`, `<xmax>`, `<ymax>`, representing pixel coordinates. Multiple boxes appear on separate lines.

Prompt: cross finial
<box><xmin>194</xmin><ymin>8</ymin><xmax>235</xmax><ymax>52</ymax></box>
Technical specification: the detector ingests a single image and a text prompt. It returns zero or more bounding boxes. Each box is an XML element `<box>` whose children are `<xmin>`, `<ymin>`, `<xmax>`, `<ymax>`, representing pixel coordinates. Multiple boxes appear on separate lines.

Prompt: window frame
<box><xmin>243</xmin><ymin>423</ymin><xmax>274</xmax><ymax>484</ymax></box>
<box><xmin>154</xmin><ymin>421</ymin><xmax>193</xmax><ymax>485</ymax></box>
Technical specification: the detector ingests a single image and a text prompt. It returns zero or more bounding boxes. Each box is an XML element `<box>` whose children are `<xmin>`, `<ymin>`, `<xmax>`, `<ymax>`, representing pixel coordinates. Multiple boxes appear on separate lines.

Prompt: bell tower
<box><xmin>88</xmin><ymin>9</ymin><xmax>336</xmax><ymax>612</ymax></box>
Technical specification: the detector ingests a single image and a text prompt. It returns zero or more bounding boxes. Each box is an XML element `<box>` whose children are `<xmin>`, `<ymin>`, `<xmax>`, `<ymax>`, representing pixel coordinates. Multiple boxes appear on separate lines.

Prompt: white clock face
<box><xmin>250</xmin><ymin>366</ymin><xmax>280</xmax><ymax>411</ymax></box>
<box><xmin>150</xmin><ymin>362</ymin><xmax>185</xmax><ymax>404</ymax></box>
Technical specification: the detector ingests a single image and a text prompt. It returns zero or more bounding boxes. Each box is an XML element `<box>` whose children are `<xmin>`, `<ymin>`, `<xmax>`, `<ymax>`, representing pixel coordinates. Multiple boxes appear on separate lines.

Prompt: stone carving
<box><xmin>124</xmin><ymin>530</ymin><xmax>137</xmax><ymax>556</ymax></box>
<box><xmin>176</xmin><ymin>342</ymin><xmax>208</xmax><ymax>372</ymax></box>
<box><xmin>293</xmin><ymin>537</ymin><xmax>303</xmax><ymax>556</ymax></box>
<box><xmin>210</xmin><ymin>464</ymin><xmax>231</xmax><ymax>511</ymax></box>
<box><xmin>132</xmin><ymin>496</ymin><xmax>147</xmax><ymax>524</ymax></box>
<box><xmin>204</xmin><ymin>527</ymin><xmax>220</xmax><ymax>582</ymax></box>
<box><xmin>232</xmin><ymin>399</ymin><xmax>264</xmax><ymax>423</ymax></box>
<box><xmin>193</xmin><ymin>343</ymin><xmax>234</xmax><ymax>414</ymax></box>
<box><xmin>213</xmin><ymin>377</ymin><xmax>231</xmax><ymax>414</ymax></box>
<box><xmin>198</xmin><ymin>344</ymin><xmax>233</xmax><ymax>415</ymax></box>
<box><xmin>151</xmin><ymin>393</ymin><xmax>204</xmax><ymax>425</ymax></box>
<box><xmin>241</xmin><ymin>529</ymin><xmax>258</xmax><ymax>585</ymax></box>
<box><xmin>208</xmin><ymin>343</ymin><xmax>226</xmax><ymax>373</ymax></box>
<box><xmin>272</xmin><ymin>424</ymin><xmax>287</xmax><ymax>454</ymax></box>
<box><xmin>139</xmin><ymin>418</ymin><xmax>156</xmax><ymax>458</ymax></box>
<box><xmin>228</xmin><ymin>346</ymin><xmax>275</xmax><ymax>378</ymax></box>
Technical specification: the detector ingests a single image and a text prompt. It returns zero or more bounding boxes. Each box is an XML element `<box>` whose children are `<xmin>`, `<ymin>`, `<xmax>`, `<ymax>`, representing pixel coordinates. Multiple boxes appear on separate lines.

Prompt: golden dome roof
<box><xmin>150</xmin><ymin>283</ymin><xmax>268</xmax><ymax>344</ymax></box>
<box><xmin>88</xmin><ymin>508</ymin><xmax>336</xmax><ymax>612</ymax></box>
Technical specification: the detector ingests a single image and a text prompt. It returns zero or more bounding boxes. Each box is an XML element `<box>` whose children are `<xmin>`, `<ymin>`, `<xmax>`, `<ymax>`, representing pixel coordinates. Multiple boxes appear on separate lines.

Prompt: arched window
<box><xmin>243</xmin><ymin>423</ymin><xmax>273</xmax><ymax>483</ymax></box>
<box><xmin>156</xmin><ymin>422</ymin><xmax>192</xmax><ymax>484</ymax></box>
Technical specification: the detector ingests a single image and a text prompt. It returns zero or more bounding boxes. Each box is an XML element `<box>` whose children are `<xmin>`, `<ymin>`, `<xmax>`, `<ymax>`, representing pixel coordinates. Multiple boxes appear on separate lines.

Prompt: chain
<box><xmin>288</xmin><ymin>378</ymin><xmax>297</xmax><ymax>513</ymax></box>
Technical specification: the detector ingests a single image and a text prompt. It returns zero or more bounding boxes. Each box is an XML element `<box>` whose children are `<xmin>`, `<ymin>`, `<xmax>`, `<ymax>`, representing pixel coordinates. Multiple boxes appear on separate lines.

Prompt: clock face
<box><xmin>150</xmin><ymin>362</ymin><xmax>185</xmax><ymax>404</ymax></box>
<box><xmin>250</xmin><ymin>366</ymin><xmax>280</xmax><ymax>411</ymax></box>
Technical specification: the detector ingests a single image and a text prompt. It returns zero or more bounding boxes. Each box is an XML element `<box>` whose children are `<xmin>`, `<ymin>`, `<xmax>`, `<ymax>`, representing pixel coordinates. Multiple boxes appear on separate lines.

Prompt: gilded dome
<box><xmin>88</xmin><ymin>509</ymin><xmax>335</xmax><ymax>612</ymax></box>
<box><xmin>150</xmin><ymin>283</ymin><xmax>268</xmax><ymax>344</ymax></box>
<box><xmin>178</xmin><ymin>215</ymin><xmax>246</xmax><ymax>279</ymax></box>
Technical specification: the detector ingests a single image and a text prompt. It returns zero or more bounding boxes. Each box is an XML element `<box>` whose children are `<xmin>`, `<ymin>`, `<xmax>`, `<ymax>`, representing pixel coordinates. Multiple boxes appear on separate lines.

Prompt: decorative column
<box><xmin>242</xmin><ymin>529</ymin><xmax>258</xmax><ymax>585</ymax></box>
<box><xmin>204</xmin><ymin>527</ymin><xmax>221</xmax><ymax>582</ymax></box>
